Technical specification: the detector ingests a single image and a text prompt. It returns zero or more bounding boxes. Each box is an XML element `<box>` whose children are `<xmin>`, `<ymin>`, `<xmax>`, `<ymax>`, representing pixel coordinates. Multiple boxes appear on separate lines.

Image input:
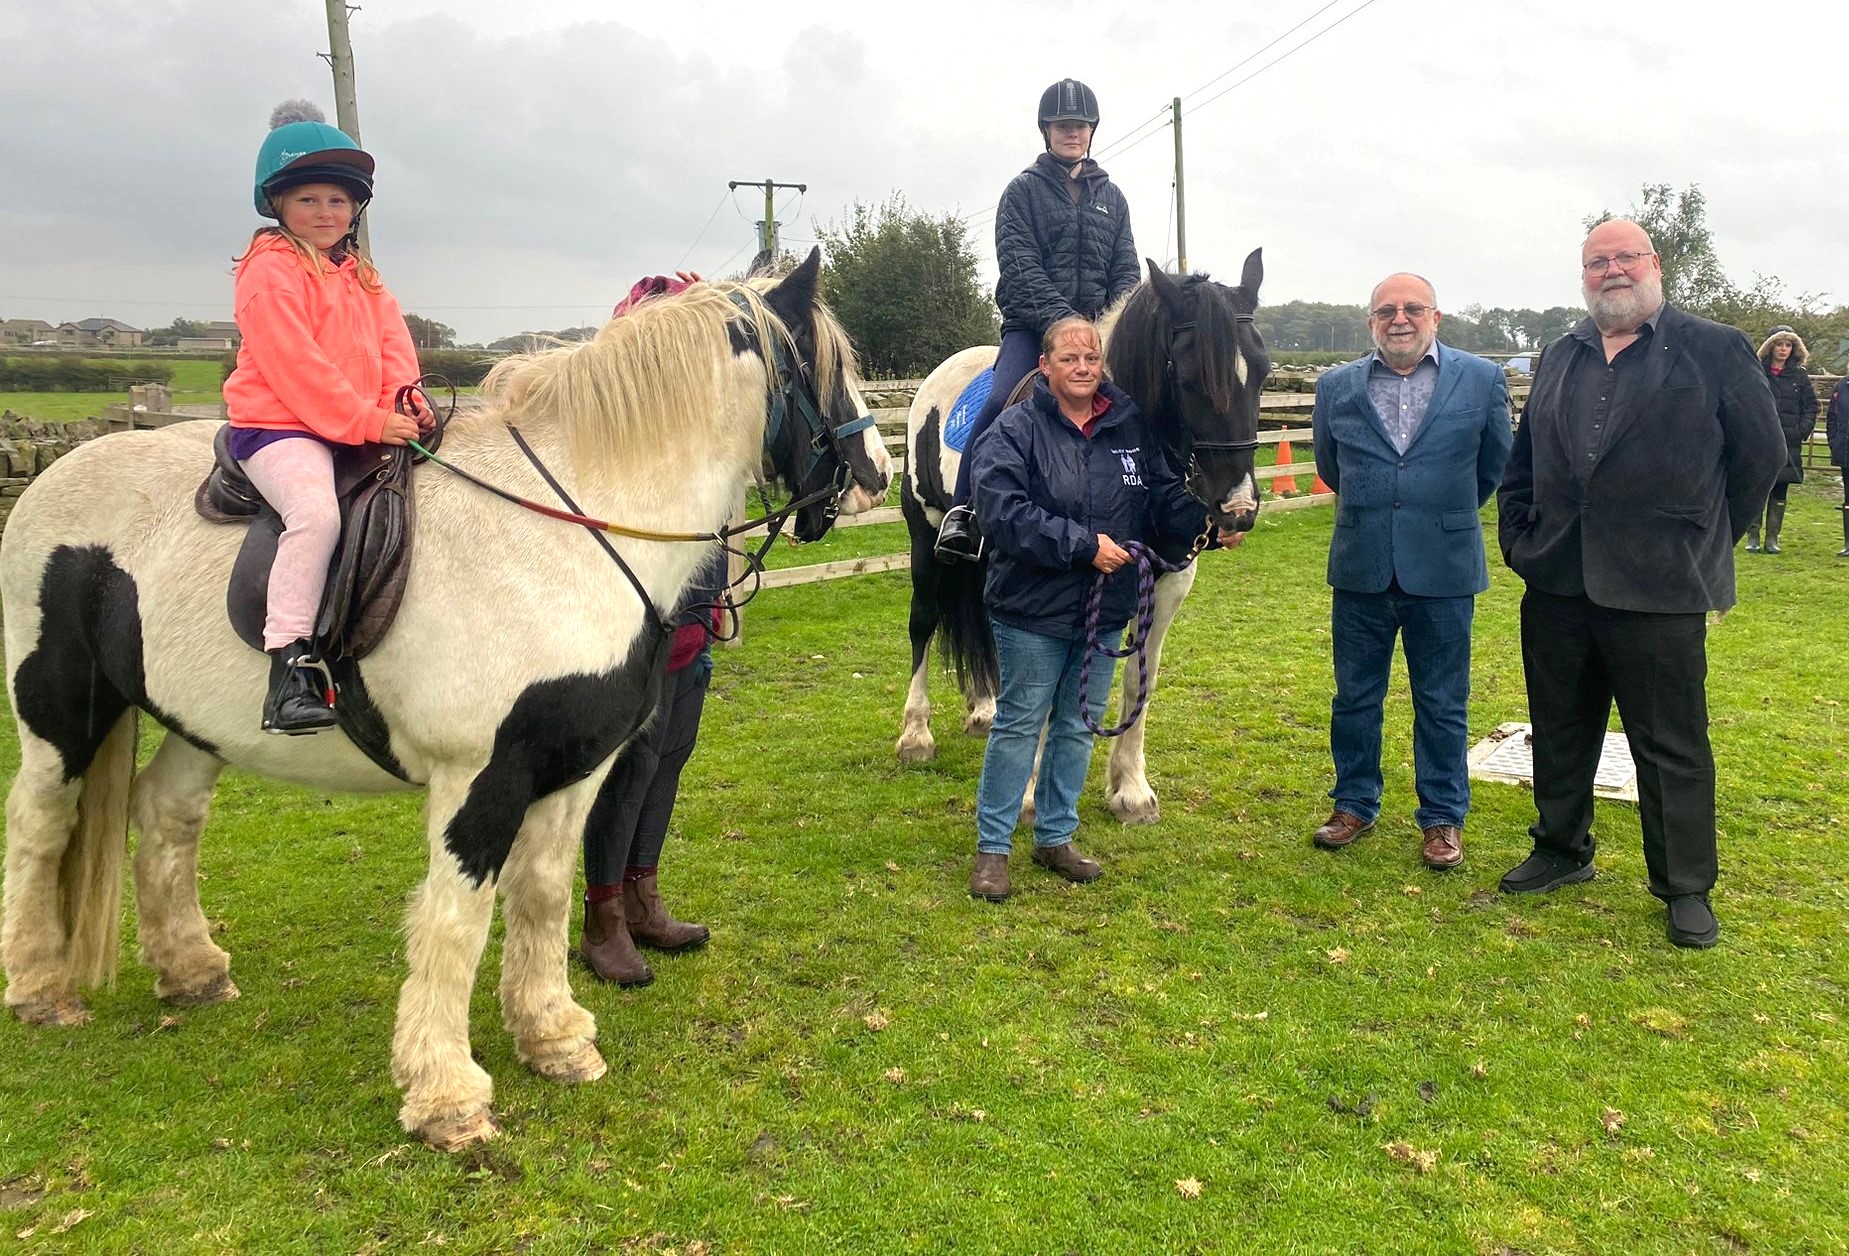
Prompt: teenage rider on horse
<box><xmin>934</xmin><ymin>78</ymin><xmax>1143</xmax><ymax>563</ymax></box>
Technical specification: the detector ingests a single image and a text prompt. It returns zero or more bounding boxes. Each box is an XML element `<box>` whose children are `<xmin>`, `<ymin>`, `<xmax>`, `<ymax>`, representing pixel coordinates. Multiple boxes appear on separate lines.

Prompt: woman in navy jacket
<box><xmin>965</xmin><ymin>317</ymin><xmax>1208</xmax><ymax>902</ymax></box>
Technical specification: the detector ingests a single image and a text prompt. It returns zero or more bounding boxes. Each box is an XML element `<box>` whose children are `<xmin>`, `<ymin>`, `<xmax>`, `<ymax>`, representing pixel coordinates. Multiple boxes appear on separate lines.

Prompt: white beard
<box><xmin>1588</xmin><ymin>274</ymin><xmax>1663</xmax><ymax>333</ymax></box>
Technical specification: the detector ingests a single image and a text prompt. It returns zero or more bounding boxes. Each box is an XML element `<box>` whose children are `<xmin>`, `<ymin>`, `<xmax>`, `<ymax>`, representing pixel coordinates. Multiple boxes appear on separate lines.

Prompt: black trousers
<box><xmin>1519</xmin><ymin>590</ymin><xmax>1716</xmax><ymax>898</ymax></box>
<box><xmin>581</xmin><ymin>656</ymin><xmax>712</xmax><ymax>888</ymax></box>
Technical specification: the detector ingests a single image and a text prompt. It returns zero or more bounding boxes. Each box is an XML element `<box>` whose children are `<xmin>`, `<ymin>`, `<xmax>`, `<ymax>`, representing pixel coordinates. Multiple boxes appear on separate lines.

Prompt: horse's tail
<box><xmin>63</xmin><ymin>708</ymin><xmax>137</xmax><ymax>989</ymax></box>
<box><xmin>936</xmin><ymin>558</ymin><xmax>997</xmax><ymax>698</ymax></box>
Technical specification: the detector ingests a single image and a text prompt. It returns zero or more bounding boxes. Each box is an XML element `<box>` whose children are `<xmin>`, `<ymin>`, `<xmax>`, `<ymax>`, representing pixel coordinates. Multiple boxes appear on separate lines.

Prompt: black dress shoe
<box><xmin>934</xmin><ymin>505</ymin><xmax>983</xmax><ymax>564</ymax></box>
<box><xmin>1498</xmin><ymin>847</ymin><xmax>1595</xmax><ymax>894</ymax></box>
<box><xmin>1665</xmin><ymin>895</ymin><xmax>1719</xmax><ymax>949</ymax></box>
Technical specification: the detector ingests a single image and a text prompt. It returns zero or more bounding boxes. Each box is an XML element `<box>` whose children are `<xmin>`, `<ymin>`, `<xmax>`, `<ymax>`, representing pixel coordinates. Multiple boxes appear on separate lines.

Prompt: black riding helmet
<box><xmin>1038</xmin><ymin>78</ymin><xmax>1100</xmax><ymax>148</ymax></box>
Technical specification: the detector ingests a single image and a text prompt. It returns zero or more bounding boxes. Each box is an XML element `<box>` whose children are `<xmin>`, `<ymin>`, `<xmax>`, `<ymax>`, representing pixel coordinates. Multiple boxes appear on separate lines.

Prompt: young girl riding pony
<box><xmin>224</xmin><ymin>101</ymin><xmax>431</xmax><ymax>733</ymax></box>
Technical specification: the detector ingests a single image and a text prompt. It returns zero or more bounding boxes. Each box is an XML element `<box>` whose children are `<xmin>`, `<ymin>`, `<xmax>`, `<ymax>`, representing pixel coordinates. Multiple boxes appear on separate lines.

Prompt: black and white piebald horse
<box><xmin>0</xmin><ymin>250</ymin><xmax>890</xmax><ymax>1150</ymax></box>
<box><xmin>897</xmin><ymin>252</ymin><xmax>1268</xmax><ymax>824</ymax></box>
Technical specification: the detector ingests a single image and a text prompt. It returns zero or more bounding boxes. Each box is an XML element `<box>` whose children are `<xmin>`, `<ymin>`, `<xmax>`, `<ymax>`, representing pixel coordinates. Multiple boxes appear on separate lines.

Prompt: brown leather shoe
<box><xmin>1031</xmin><ymin>842</ymin><xmax>1102</xmax><ymax>884</ymax></box>
<box><xmin>970</xmin><ymin>852</ymin><xmax>1011</xmax><ymax>901</ymax></box>
<box><xmin>580</xmin><ymin>895</ymin><xmax>653</xmax><ymax>987</ymax></box>
<box><xmin>1312</xmin><ymin>810</ymin><xmax>1374</xmax><ymax>850</ymax></box>
<box><xmin>1421</xmin><ymin>824</ymin><xmax>1464</xmax><ymax>871</ymax></box>
<box><xmin>623</xmin><ymin>872</ymin><xmax>711</xmax><ymax>952</ymax></box>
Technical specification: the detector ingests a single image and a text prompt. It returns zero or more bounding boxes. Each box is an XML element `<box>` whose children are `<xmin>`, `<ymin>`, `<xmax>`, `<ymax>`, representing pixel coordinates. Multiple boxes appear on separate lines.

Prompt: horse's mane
<box><xmin>1105</xmin><ymin>272</ymin><xmax>1256</xmax><ymax>417</ymax></box>
<box><xmin>479</xmin><ymin>283</ymin><xmax>782</xmax><ymax>469</ymax></box>
<box><xmin>739</xmin><ymin>270</ymin><xmax>862</xmax><ymax>401</ymax></box>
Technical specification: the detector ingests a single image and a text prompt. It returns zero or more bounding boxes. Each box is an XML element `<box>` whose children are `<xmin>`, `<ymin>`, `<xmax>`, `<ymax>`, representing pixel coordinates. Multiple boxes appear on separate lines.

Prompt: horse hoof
<box><xmin>1109</xmin><ymin>792</ymin><xmax>1161</xmax><ymax>826</ymax></box>
<box><xmin>160</xmin><ymin>974</ymin><xmax>240</xmax><ymax>1008</ymax></box>
<box><xmin>895</xmin><ymin>736</ymin><xmax>937</xmax><ymax>765</ymax></box>
<box><xmin>531</xmin><ymin>1041</ymin><xmax>607</xmax><ymax>1086</ymax></box>
<box><xmin>10</xmin><ymin>996</ymin><xmax>92</xmax><ymax>1027</ymax></box>
<box><xmin>415</xmin><ymin>1107</ymin><xmax>501</xmax><ymax>1153</ymax></box>
<box><xmin>962</xmin><ymin>715</ymin><xmax>993</xmax><ymax>738</ymax></box>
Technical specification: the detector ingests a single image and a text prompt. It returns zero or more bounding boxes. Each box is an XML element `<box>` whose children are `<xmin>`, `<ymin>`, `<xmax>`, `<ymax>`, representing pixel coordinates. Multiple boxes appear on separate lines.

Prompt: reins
<box><xmin>1077</xmin><ymin>303</ymin><xmax>1259</xmax><ymax>737</ymax></box>
<box><xmin>397</xmin><ymin>299</ymin><xmax>873</xmax><ymax>631</ymax></box>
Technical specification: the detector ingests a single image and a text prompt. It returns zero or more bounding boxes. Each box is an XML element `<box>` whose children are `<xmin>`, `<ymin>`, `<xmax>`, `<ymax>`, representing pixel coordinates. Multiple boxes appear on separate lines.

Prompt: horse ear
<box><xmin>1145</xmin><ymin>258</ymin><xmax>1185</xmax><ymax>315</ymax></box>
<box><xmin>1240</xmin><ymin>247</ymin><xmax>1264</xmax><ymax>297</ymax></box>
<box><xmin>766</xmin><ymin>246</ymin><xmax>822</xmax><ymax>322</ymax></box>
<box><xmin>745</xmin><ymin>248</ymin><xmax>776</xmax><ymax>279</ymax></box>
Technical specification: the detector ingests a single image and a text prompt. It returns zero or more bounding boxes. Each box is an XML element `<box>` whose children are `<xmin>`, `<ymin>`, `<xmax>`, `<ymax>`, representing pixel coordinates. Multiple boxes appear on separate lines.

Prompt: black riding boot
<box><xmin>261</xmin><ymin>640</ymin><xmax>337</xmax><ymax>735</ymax></box>
<box><xmin>1764</xmin><ymin>501</ymin><xmax>1785</xmax><ymax>554</ymax></box>
<box><xmin>1838</xmin><ymin>507</ymin><xmax>1849</xmax><ymax>558</ymax></box>
<box><xmin>1744</xmin><ymin>522</ymin><xmax>1760</xmax><ymax>552</ymax></box>
<box><xmin>934</xmin><ymin>504</ymin><xmax>983</xmax><ymax>564</ymax></box>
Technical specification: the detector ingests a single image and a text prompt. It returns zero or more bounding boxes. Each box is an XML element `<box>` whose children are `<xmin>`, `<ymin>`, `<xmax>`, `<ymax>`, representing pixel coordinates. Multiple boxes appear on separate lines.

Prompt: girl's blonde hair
<box><xmin>234</xmin><ymin>216</ymin><xmax>383</xmax><ymax>293</ymax></box>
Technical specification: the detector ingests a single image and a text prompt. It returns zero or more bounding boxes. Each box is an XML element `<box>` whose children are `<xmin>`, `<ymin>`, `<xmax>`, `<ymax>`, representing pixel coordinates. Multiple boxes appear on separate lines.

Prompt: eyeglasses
<box><xmin>1582</xmin><ymin>250</ymin><xmax>1654</xmax><ymax>275</ymax></box>
<box><xmin>1369</xmin><ymin>303</ymin><xmax>1432</xmax><ymax>322</ymax></box>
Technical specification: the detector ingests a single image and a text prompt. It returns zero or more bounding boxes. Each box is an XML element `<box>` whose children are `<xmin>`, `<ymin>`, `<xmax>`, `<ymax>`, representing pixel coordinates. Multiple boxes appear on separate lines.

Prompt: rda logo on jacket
<box><xmin>1115</xmin><ymin>448</ymin><xmax>1143</xmax><ymax>487</ymax></box>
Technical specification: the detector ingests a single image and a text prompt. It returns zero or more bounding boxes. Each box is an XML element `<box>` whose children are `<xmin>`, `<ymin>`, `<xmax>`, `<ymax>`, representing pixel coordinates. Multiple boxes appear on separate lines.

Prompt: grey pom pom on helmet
<box><xmin>269</xmin><ymin>99</ymin><xmax>328</xmax><ymax>129</ymax></box>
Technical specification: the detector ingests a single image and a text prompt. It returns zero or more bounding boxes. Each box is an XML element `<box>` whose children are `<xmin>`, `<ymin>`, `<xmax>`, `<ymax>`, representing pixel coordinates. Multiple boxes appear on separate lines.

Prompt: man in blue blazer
<box><xmin>1309</xmin><ymin>273</ymin><xmax>1513</xmax><ymax>870</ymax></box>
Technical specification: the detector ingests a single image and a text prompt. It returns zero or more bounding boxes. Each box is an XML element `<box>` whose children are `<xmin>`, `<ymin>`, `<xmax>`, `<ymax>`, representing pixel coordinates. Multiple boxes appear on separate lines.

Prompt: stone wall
<box><xmin>0</xmin><ymin>413</ymin><xmax>112</xmax><ymax>534</ymax></box>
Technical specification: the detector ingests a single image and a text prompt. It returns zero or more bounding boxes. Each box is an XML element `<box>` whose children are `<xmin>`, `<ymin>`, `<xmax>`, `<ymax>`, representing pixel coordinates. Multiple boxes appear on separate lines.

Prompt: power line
<box><xmin>675</xmin><ymin>190</ymin><xmax>732</xmax><ymax>270</ymax></box>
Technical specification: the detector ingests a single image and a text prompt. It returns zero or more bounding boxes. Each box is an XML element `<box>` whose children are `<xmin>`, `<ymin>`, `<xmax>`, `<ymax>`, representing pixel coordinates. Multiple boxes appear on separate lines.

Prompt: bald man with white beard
<box><xmin>1496</xmin><ymin>219</ymin><xmax>1784</xmax><ymax>949</ymax></box>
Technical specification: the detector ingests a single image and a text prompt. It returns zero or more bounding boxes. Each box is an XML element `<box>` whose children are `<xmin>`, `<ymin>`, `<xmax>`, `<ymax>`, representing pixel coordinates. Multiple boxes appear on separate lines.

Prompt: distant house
<box><xmin>0</xmin><ymin>318</ymin><xmax>56</xmax><ymax>346</ymax></box>
<box><xmin>56</xmin><ymin>318</ymin><xmax>145</xmax><ymax>348</ymax></box>
<box><xmin>203</xmin><ymin>320</ymin><xmax>241</xmax><ymax>345</ymax></box>
<box><xmin>178</xmin><ymin>337</ymin><xmax>237</xmax><ymax>351</ymax></box>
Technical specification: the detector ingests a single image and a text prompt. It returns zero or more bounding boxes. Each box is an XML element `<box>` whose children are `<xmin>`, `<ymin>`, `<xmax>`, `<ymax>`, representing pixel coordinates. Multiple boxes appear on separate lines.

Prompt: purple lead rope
<box><xmin>1076</xmin><ymin>533</ymin><xmax>1206</xmax><ymax>737</ymax></box>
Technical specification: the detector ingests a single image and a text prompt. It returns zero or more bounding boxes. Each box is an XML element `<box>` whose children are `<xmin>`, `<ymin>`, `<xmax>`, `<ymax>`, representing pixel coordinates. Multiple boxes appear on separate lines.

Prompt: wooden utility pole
<box><xmin>1171</xmin><ymin>97</ymin><xmax>1187</xmax><ymax>274</ymax></box>
<box><xmin>322</xmin><ymin>1</ymin><xmax>369</xmax><ymax>252</ymax></box>
<box><xmin>728</xmin><ymin>178</ymin><xmax>806</xmax><ymax>260</ymax></box>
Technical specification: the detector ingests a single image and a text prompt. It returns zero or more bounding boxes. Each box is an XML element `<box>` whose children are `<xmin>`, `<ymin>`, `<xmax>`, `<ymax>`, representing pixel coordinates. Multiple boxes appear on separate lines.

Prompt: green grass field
<box><xmin>0</xmin><ymin>480</ymin><xmax>1844</xmax><ymax>1253</ymax></box>
<box><xmin>0</xmin><ymin>360</ymin><xmax>225</xmax><ymax>424</ymax></box>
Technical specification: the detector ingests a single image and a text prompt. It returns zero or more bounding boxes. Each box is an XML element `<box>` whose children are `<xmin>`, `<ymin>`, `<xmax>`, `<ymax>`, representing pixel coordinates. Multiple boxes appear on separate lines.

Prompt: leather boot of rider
<box><xmin>623</xmin><ymin>872</ymin><xmax>711</xmax><ymax>952</ymax></box>
<box><xmin>580</xmin><ymin>894</ymin><xmax>653</xmax><ymax>987</ymax></box>
<box><xmin>261</xmin><ymin>639</ymin><xmax>337</xmax><ymax>735</ymax></box>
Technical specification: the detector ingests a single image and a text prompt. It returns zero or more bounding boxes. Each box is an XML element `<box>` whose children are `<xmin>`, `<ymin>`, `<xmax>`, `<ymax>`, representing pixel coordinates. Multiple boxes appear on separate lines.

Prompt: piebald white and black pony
<box><xmin>0</xmin><ymin>250</ymin><xmax>890</xmax><ymax>1150</ymax></box>
<box><xmin>897</xmin><ymin>253</ymin><xmax>1268</xmax><ymax>823</ymax></box>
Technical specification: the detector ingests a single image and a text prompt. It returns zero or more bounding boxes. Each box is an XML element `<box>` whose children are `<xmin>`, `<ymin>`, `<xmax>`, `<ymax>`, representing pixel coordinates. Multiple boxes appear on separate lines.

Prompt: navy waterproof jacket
<box><xmin>970</xmin><ymin>378</ymin><xmax>1207</xmax><ymax>639</ymax></box>
<box><xmin>993</xmin><ymin>153</ymin><xmax>1141</xmax><ymax>335</ymax></box>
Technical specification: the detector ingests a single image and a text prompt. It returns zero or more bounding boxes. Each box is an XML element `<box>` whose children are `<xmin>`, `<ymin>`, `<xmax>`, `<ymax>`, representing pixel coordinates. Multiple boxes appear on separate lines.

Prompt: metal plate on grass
<box><xmin>1467</xmin><ymin>721</ymin><xmax>1638</xmax><ymax>804</ymax></box>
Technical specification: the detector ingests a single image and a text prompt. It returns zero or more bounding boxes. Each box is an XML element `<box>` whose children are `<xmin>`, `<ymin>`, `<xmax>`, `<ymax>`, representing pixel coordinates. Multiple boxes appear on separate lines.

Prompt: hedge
<box><xmin>0</xmin><ymin>358</ymin><xmax>174</xmax><ymax>391</ymax></box>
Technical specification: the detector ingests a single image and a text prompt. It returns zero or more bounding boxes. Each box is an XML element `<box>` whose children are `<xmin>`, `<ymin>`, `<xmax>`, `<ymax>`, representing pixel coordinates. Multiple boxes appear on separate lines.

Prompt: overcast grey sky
<box><xmin>3</xmin><ymin>0</ymin><xmax>1843</xmax><ymax>345</ymax></box>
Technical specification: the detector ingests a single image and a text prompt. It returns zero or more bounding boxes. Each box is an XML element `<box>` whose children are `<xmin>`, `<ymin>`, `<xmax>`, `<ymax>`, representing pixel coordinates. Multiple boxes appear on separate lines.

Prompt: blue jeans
<box><xmin>950</xmin><ymin>328</ymin><xmax>1044</xmax><ymax>505</ymax></box>
<box><xmin>1329</xmin><ymin>587</ymin><xmax>1475</xmax><ymax>830</ymax></box>
<box><xmin>976</xmin><ymin>620</ymin><xmax>1122</xmax><ymax>855</ymax></box>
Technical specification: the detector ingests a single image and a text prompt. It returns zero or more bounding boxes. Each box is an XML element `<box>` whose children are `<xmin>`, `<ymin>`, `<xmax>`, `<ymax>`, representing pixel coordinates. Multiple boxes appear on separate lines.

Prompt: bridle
<box><xmin>403</xmin><ymin>294</ymin><xmax>876</xmax><ymax>634</ymax></box>
<box><xmin>1163</xmin><ymin>310</ymin><xmax>1261</xmax><ymax>505</ymax></box>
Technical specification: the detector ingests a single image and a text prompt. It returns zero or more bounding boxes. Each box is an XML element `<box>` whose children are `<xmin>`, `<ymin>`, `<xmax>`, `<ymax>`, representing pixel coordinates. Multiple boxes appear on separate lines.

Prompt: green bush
<box><xmin>412</xmin><ymin>348</ymin><xmax>504</xmax><ymax>387</ymax></box>
<box><xmin>0</xmin><ymin>358</ymin><xmax>173</xmax><ymax>391</ymax></box>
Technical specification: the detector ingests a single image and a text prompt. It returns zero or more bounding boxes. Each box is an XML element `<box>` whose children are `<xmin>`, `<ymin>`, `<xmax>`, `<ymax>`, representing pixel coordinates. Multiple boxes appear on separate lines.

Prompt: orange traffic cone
<box><xmin>1310</xmin><ymin>469</ymin><xmax>1334</xmax><ymax>495</ymax></box>
<box><xmin>1272</xmin><ymin>439</ymin><xmax>1300</xmax><ymax>496</ymax></box>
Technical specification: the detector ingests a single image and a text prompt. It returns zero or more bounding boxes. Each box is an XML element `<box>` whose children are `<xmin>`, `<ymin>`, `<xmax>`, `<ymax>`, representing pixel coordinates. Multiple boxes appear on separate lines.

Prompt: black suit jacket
<box><xmin>1497</xmin><ymin>304</ymin><xmax>1784</xmax><ymax>613</ymax></box>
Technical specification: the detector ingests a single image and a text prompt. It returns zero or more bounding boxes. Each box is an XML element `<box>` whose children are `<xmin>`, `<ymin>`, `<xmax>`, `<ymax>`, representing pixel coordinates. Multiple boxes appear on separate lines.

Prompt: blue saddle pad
<box><xmin>941</xmin><ymin>370</ymin><xmax>996</xmax><ymax>455</ymax></box>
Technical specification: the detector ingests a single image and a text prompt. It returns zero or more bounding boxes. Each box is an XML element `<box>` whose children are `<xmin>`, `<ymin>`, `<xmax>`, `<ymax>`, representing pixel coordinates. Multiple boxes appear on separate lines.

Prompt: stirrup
<box><xmin>934</xmin><ymin>505</ymin><xmax>984</xmax><ymax>563</ymax></box>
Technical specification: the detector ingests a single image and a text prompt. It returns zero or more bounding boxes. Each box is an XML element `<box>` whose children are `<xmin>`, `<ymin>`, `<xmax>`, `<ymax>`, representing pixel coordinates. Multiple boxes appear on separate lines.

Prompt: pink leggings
<box><xmin>239</xmin><ymin>438</ymin><xmax>341</xmax><ymax>651</ymax></box>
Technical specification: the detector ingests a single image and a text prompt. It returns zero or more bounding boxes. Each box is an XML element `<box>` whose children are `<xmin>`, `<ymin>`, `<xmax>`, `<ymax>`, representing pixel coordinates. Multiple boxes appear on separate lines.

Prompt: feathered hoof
<box><xmin>962</xmin><ymin>713</ymin><xmax>993</xmax><ymax>738</ymax></box>
<box><xmin>895</xmin><ymin>732</ymin><xmax>937</xmax><ymax>764</ymax></box>
<box><xmin>1108</xmin><ymin>789</ymin><xmax>1161</xmax><ymax>826</ymax></box>
<box><xmin>529</xmin><ymin>1040</ymin><xmax>608</xmax><ymax>1086</ymax></box>
<box><xmin>10</xmin><ymin>995</ymin><xmax>92</xmax><ymax>1027</ymax></box>
<box><xmin>413</xmin><ymin>1106</ymin><xmax>501</xmax><ymax>1153</ymax></box>
<box><xmin>159</xmin><ymin>973</ymin><xmax>240</xmax><ymax>1008</ymax></box>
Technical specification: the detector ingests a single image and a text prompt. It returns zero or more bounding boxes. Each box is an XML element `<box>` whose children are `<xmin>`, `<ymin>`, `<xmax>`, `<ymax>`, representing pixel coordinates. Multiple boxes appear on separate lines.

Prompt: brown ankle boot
<box><xmin>580</xmin><ymin>894</ymin><xmax>653</xmax><ymax>986</ymax></box>
<box><xmin>623</xmin><ymin>873</ymin><xmax>710</xmax><ymax>952</ymax></box>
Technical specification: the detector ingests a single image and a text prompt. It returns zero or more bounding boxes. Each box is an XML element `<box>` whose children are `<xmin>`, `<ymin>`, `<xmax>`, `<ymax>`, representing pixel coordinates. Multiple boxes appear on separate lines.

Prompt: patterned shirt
<box><xmin>1365</xmin><ymin>341</ymin><xmax>1442</xmax><ymax>453</ymax></box>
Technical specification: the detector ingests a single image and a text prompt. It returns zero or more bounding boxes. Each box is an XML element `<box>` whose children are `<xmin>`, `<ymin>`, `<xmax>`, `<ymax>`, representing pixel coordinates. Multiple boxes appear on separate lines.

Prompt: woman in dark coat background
<box><xmin>1828</xmin><ymin>373</ymin><xmax>1849</xmax><ymax>558</ymax></box>
<box><xmin>1747</xmin><ymin>326</ymin><xmax>1818</xmax><ymax>554</ymax></box>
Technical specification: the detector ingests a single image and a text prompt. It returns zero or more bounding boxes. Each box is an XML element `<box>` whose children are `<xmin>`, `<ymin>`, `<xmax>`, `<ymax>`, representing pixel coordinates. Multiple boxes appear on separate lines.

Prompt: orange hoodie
<box><xmin>223</xmin><ymin>234</ymin><xmax>421</xmax><ymax>445</ymax></box>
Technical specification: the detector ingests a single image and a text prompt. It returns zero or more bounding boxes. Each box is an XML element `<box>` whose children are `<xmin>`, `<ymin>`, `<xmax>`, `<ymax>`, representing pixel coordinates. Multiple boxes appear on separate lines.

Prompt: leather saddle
<box><xmin>195</xmin><ymin>423</ymin><xmax>415</xmax><ymax>661</ymax></box>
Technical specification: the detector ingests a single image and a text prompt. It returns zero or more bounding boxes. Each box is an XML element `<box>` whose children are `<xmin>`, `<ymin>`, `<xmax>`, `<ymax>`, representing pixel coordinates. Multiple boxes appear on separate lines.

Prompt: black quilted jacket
<box><xmin>993</xmin><ymin>152</ymin><xmax>1140</xmax><ymax>335</ymax></box>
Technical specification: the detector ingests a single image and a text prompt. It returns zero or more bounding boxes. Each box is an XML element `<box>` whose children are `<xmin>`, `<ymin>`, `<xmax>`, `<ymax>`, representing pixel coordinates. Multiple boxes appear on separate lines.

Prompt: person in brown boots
<box><xmin>579</xmin><ymin>545</ymin><xmax>727</xmax><ymax>984</ymax></box>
